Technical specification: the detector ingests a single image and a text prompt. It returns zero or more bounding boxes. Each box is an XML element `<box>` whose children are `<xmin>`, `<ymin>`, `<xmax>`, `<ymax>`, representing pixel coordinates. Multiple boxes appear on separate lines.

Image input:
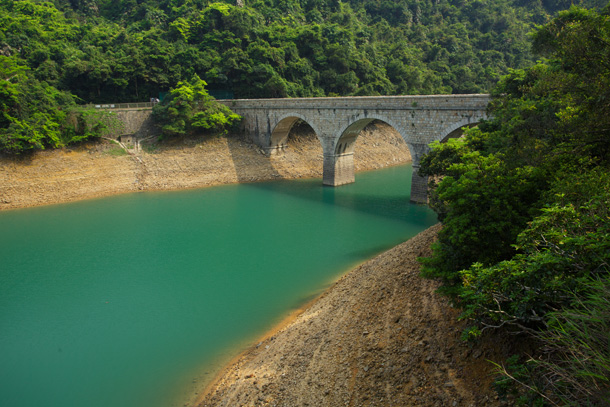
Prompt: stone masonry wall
<box><xmin>110</xmin><ymin>95</ymin><xmax>491</xmax><ymax>202</ymax></box>
<box><xmin>221</xmin><ymin>94</ymin><xmax>490</xmax><ymax>150</ymax></box>
<box><xmin>221</xmin><ymin>94</ymin><xmax>490</xmax><ymax>202</ymax></box>
<box><xmin>110</xmin><ymin>109</ymin><xmax>156</xmax><ymax>137</ymax></box>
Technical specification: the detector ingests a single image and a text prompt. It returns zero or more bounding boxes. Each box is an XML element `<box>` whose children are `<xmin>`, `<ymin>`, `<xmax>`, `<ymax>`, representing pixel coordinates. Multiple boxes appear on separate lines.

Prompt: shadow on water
<box><xmin>245</xmin><ymin>167</ymin><xmax>434</xmax><ymax>225</ymax></box>
<box><xmin>223</xmin><ymin>121</ymin><xmax>430</xmax><ymax>224</ymax></box>
<box><xmin>243</xmin><ymin>168</ymin><xmax>438</xmax><ymax>262</ymax></box>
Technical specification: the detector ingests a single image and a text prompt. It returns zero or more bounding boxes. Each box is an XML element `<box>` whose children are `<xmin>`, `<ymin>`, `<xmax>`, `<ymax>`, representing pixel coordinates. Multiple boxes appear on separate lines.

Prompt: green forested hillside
<box><xmin>0</xmin><ymin>0</ymin><xmax>605</xmax><ymax>152</ymax></box>
<box><xmin>1</xmin><ymin>0</ymin><xmax>606</xmax><ymax>103</ymax></box>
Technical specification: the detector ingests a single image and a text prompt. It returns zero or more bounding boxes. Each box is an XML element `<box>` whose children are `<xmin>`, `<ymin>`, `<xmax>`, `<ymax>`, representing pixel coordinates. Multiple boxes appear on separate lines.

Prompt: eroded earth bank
<box><xmin>195</xmin><ymin>225</ymin><xmax>513</xmax><ymax>407</ymax></box>
<box><xmin>0</xmin><ymin>122</ymin><xmax>408</xmax><ymax>211</ymax></box>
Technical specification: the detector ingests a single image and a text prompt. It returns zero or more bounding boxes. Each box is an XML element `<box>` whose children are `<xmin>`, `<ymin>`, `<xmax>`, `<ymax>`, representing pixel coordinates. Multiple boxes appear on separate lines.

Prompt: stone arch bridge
<box><xmin>220</xmin><ymin>94</ymin><xmax>490</xmax><ymax>203</ymax></box>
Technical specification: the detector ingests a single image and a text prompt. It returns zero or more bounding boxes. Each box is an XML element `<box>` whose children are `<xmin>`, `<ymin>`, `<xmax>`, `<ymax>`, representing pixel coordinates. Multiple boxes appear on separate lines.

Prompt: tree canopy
<box><xmin>1</xmin><ymin>0</ymin><xmax>606</xmax><ymax>104</ymax></box>
<box><xmin>0</xmin><ymin>54</ymin><xmax>113</xmax><ymax>154</ymax></box>
<box><xmin>152</xmin><ymin>74</ymin><xmax>240</xmax><ymax>138</ymax></box>
<box><xmin>2</xmin><ymin>0</ymin><xmax>605</xmax><ymax>154</ymax></box>
<box><xmin>419</xmin><ymin>6</ymin><xmax>610</xmax><ymax>405</ymax></box>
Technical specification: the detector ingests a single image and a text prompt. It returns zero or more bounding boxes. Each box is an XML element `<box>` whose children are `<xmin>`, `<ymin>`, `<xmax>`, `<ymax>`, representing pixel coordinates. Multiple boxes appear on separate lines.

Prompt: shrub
<box><xmin>152</xmin><ymin>75</ymin><xmax>240</xmax><ymax>139</ymax></box>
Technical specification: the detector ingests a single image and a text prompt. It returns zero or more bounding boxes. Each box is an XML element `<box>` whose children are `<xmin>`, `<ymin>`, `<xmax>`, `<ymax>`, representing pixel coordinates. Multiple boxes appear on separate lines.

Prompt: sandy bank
<box><xmin>0</xmin><ymin>122</ymin><xmax>409</xmax><ymax>211</ymax></box>
<box><xmin>195</xmin><ymin>225</ymin><xmax>513</xmax><ymax>407</ymax></box>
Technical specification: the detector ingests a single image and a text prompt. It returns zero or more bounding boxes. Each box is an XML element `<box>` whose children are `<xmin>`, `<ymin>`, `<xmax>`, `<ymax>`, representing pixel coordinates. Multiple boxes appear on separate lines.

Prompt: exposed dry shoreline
<box><xmin>1</xmin><ymin>124</ymin><xmax>511</xmax><ymax>406</ymax></box>
<box><xmin>194</xmin><ymin>225</ymin><xmax>511</xmax><ymax>407</ymax></box>
<box><xmin>0</xmin><ymin>122</ymin><xmax>408</xmax><ymax>211</ymax></box>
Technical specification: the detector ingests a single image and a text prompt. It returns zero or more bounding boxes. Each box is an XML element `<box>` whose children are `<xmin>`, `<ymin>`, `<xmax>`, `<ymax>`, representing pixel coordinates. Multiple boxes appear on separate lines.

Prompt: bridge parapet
<box><xmin>221</xmin><ymin>94</ymin><xmax>490</xmax><ymax>111</ymax></box>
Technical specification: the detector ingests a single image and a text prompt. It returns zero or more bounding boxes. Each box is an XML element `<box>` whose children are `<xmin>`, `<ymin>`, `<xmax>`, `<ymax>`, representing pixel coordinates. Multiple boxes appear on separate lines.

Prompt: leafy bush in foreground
<box><xmin>419</xmin><ymin>6</ymin><xmax>610</xmax><ymax>405</ymax></box>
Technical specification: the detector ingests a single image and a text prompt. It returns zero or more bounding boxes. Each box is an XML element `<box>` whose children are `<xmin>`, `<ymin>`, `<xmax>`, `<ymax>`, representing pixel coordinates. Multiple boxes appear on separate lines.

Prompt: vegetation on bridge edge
<box><xmin>152</xmin><ymin>75</ymin><xmax>241</xmax><ymax>139</ymax></box>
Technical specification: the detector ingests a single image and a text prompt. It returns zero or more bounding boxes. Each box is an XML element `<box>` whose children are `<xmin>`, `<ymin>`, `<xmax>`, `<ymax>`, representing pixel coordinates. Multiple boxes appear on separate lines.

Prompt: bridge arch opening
<box><xmin>269</xmin><ymin>115</ymin><xmax>322</xmax><ymax>156</ymax></box>
<box><xmin>268</xmin><ymin>118</ymin><xmax>324</xmax><ymax>176</ymax></box>
<box><xmin>269</xmin><ymin>116</ymin><xmax>299</xmax><ymax>155</ymax></box>
<box><xmin>325</xmin><ymin>118</ymin><xmax>412</xmax><ymax>187</ymax></box>
<box><xmin>335</xmin><ymin>119</ymin><xmax>412</xmax><ymax>169</ymax></box>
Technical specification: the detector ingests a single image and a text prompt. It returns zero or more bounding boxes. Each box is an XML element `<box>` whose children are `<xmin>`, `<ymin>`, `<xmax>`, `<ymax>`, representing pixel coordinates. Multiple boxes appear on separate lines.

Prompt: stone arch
<box><xmin>334</xmin><ymin>115</ymin><xmax>410</xmax><ymax>156</ymax></box>
<box><xmin>436</xmin><ymin>113</ymin><xmax>487</xmax><ymax>144</ymax></box>
<box><xmin>324</xmin><ymin>116</ymin><xmax>413</xmax><ymax>187</ymax></box>
<box><xmin>268</xmin><ymin>113</ymin><xmax>322</xmax><ymax>155</ymax></box>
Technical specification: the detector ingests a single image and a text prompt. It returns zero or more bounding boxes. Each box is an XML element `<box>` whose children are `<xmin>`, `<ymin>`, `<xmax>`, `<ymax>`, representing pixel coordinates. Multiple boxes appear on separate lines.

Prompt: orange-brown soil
<box><xmin>0</xmin><ymin>122</ymin><xmax>408</xmax><ymax>211</ymax></box>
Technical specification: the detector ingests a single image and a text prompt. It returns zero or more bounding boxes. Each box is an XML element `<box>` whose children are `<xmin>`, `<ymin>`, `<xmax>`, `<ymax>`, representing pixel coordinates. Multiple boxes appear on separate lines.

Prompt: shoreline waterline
<box><xmin>0</xmin><ymin>123</ymin><xmax>412</xmax><ymax>212</ymax></box>
<box><xmin>179</xmin><ymin>253</ymin><xmax>388</xmax><ymax>407</ymax></box>
<box><xmin>2</xmin><ymin>165</ymin><xmax>437</xmax><ymax>407</ymax></box>
<box><xmin>2</xmin><ymin>130</ymin><xmax>427</xmax><ymax>407</ymax></box>
<box><xmin>186</xmin><ymin>289</ymin><xmax>326</xmax><ymax>406</ymax></box>
<box><xmin>0</xmin><ymin>159</ymin><xmax>413</xmax><ymax>213</ymax></box>
<box><xmin>195</xmin><ymin>224</ymin><xmax>509</xmax><ymax>407</ymax></box>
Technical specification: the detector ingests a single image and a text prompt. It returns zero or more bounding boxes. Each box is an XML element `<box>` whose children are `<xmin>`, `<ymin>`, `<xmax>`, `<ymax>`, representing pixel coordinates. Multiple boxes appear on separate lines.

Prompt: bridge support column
<box><xmin>410</xmin><ymin>164</ymin><xmax>429</xmax><ymax>204</ymax></box>
<box><xmin>408</xmin><ymin>143</ymin><xmax>431</xmax><ymax>204</ymax></box>
<box><xmin>323</xmin><ymin>153</ymin><xmax>355</xmax><ymax>186</ymax></box>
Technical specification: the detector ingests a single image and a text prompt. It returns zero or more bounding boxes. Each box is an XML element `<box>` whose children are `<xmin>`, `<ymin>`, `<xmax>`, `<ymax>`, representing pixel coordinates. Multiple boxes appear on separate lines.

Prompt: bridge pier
<box><xmin>323</xmin><ymin>153</ymin><xmax>355</xmax><ymax>186</ymax></box>
<box><xmin>410</xmin><ymin>165</ymin><xmax>429</xmax><ymax>204</ymax></box>
<box><xmin>408</xmin><ymin>143</ymin><xmax>432</xmax><ymax>204</ymax></box>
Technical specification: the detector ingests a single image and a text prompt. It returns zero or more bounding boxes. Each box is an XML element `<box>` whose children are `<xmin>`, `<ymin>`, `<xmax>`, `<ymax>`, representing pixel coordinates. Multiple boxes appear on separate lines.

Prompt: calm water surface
<box><xmin>0</xmin><ymin>165</ymin><xmax>437</xmax><ymax>407</ymax></box>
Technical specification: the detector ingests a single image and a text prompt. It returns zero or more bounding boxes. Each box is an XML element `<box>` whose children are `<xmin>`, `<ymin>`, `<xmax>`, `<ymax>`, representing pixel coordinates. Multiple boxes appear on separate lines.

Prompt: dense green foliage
<box><xmin>0</xmin><ymin>54</ymin><xmax>114</xmax><ymax>154</ymax></box>
<box><xmin>1</xmin><ymin>0</ymin><xmax>606</xmax><ymax>104</ymax></box>
<box><xmin>1</xmin><ymin>0</ymin><xmax>605</xmax><ymax>153</ymax></box>
<box><xmin>152</xmin><ymin>74</ymin><xmax>240</xmax><ymax>137</ymax></box>
<box><xmin>419</xmin><ymin>6</ymin><xmax>610</xmax><ymax>405</ymax></box>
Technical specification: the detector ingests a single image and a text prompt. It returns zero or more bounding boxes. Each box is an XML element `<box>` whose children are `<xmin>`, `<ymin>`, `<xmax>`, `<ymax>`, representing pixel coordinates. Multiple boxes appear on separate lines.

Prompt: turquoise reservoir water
<box><xmin>0</xmin><ymin>165</ymin><xmax>437</xmax><ymax>407</ymax></box>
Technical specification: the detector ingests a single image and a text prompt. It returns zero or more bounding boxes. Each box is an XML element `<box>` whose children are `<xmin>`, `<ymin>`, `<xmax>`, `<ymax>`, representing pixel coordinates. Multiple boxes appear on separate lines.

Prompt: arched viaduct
<box><xmin>220</xmin><ymin>94</ymin><xmax>491</xmax><ymax>203</ymax></box>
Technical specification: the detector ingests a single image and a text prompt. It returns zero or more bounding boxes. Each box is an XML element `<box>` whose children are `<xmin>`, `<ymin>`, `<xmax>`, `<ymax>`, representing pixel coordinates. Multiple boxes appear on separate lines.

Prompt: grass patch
<box><xmin>141</xmin><ymin>141</ymin><xmax>160</xmax><ymax>153</ymax></box>
<box><xmin>105</xmin><ymin>145</ymin><xmax>128</xmax><ymax>156</ymax></box>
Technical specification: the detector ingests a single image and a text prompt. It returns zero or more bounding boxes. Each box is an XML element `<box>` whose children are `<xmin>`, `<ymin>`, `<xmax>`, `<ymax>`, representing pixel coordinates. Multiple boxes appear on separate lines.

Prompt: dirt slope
<box><xmin>195</xmin><ymin>225</ymin><xmax>512</xmax><ymax>407</ymax></box>
<box><xmin>0</xmin><ymin>122</ymin><xmax>408</xmax><ymax>211</ymax></box>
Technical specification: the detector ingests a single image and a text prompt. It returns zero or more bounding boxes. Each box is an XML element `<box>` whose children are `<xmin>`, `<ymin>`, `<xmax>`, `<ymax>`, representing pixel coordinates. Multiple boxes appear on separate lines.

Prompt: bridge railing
<box><xmin>83</xmin><ymin>102</ymin><xmax>155</xmax><ymax>110</ymax></box>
